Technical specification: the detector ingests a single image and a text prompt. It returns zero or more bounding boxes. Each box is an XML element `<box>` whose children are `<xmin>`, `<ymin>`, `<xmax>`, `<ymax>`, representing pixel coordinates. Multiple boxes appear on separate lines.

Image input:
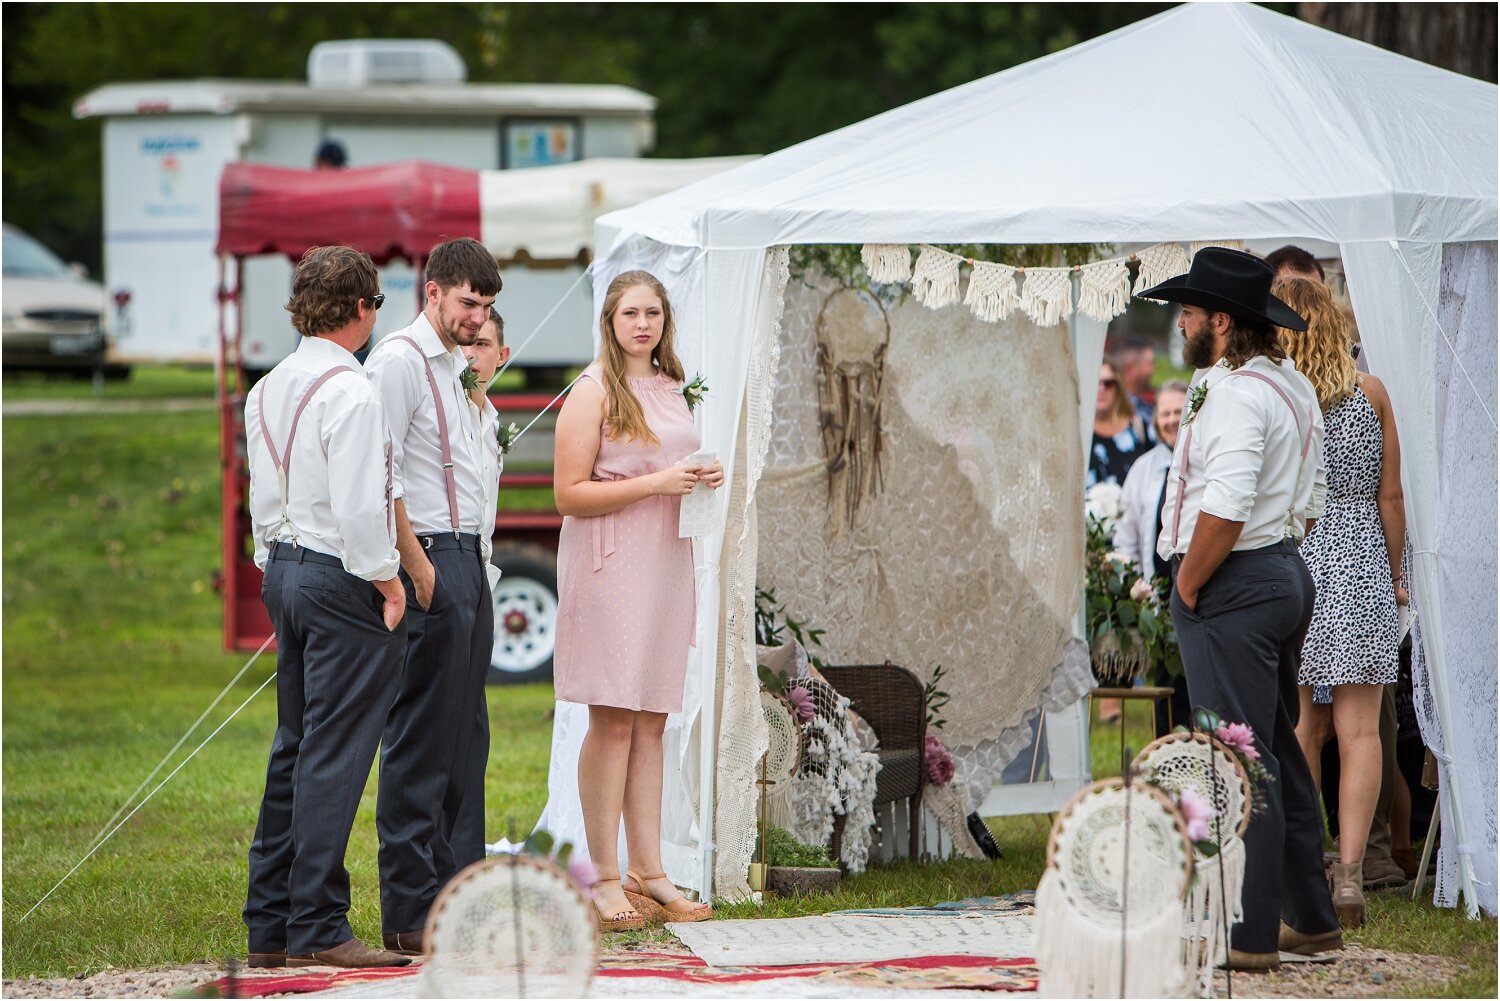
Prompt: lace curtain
<box><xmin>756</xmin><ymin>269</ymin><xmax>1091</xmax><ymax>809</ymax></box>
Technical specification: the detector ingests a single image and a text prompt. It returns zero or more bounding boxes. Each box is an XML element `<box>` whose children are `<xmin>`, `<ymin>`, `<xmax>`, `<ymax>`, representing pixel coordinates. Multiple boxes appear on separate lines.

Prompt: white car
<box><xmin>2</xmin><ymin>224</ymin><xmax>127</xmax><ymax>377</ymax></box>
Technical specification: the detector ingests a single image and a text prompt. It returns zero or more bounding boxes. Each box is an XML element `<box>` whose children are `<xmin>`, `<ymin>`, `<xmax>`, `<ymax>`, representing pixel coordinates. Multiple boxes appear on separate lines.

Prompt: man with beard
<box><xmin>366</xmin><ymin>238</ymin><xmax>501</xmax><ymax>954</ymax></box>
<box><xmin>243</xmin><ymin>246</ymin><xmax>409</xmax><ymax>969</ymax></box>
<box><xmin>1141</xmin><ymin>248</ymin><xmax>1341</xmax><ymax>970</ymax></box>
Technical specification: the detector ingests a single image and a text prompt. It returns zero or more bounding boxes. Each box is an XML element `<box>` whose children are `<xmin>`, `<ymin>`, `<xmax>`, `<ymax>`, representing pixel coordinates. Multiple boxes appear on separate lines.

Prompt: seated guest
<box><xmin>1087</xmin><ymin>357</ymin><xmax>1152</xmax><ymax>489</ymax></box>
<box><xmin>1113</xmin><ymin>379</ymin><xmax>1190</xmax><ymax>735</ymax></box>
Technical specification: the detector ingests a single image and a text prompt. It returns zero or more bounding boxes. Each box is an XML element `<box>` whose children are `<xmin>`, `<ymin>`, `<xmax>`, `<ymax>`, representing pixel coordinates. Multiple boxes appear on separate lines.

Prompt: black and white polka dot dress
<box><xmin>1298</xmin><ymin>385</ymin><xmax>1398</xmax><ymax>690</ymax></box>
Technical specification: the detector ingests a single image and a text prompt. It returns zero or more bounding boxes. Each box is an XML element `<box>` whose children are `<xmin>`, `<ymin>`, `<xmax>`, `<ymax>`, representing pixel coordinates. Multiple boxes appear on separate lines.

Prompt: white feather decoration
<box><xmin>1076</xmin><ymin>259</ymin><xmax>1132</xmax><ymax>322</ymax></box>
<box><xmin>910</xmin><ymin>246</ymin><xmax>962</xmax><ymax>310</ymax></box>
<box><xmin>963</xmin><ymin>260</ymin><xmax>1020</xmax><ymax>322</ymax></box>
<box><xmin>1019</xmin><ymin>268</ymin><xmax>1073</xmax><ymax>327</ymax></box>
<box><xmin>1132</xmin><ymin>243</ymin><xmax>1192</xmax><ymax>296</ymax></box>
<box><xmin>860</xmin><ymin>244</ymin><xmax>913</xmax><ymax>284</ymax></box>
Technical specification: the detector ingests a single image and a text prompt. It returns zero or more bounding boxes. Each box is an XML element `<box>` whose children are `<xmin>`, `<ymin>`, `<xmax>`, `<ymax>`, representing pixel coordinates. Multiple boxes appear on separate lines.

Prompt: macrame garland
<box><xmin>1190</xmin><ymin>239</ymin><xmax>1246</xmax><ymax>257</ymax></box>
<box><xmin>910</xmin><ymin>246</ymin><xmax>963</xmax><ymax>310</ymax></box>
<box><xmin>1132</xmin><ymin>242</ymin><xmax>1192</xmax><ymax>295</ymax></box>
<box><xmin>1182</xmin><ymin>836</ymin><xmax>1246</xmax><ymax>994</ymax></box>
<box><xmin>963</xmin><ymin>260</ymin><xmax>1021</xmax><ymax>322</ymax></box>
<box><xmin>1076</xmin><ymin>258</ymin><xmax>1132</xmax><ymax>323</ymax></box>
<box><xmin>1035</xmin><ymin>867</ymin><xmax>1187</xmax><ymax>998</ymax></box>
<box><xmin>860</xmin><ymin>244</ymin><xmax>913</xmax><ymax>284</ymax></box>
<box><xmin>1019</xmin><ymin>268</ymin><xmax>1073</xmax><ymax>328</ymax></box>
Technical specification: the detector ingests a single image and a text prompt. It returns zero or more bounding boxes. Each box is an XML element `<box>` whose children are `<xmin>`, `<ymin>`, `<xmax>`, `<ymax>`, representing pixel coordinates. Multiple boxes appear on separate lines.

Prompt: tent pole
<box><xmin>697</xmin><ymin>235</ymin><xmax>718</xmax><ymax>901</ymax></box>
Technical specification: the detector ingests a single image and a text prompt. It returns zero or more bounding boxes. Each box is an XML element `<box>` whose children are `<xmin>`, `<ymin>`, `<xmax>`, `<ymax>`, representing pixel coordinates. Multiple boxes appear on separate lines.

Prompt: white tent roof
<box><xmin>599</xmin><ymin>2</ymin><xmax>1496</xmax><ymax>253</ymax></box>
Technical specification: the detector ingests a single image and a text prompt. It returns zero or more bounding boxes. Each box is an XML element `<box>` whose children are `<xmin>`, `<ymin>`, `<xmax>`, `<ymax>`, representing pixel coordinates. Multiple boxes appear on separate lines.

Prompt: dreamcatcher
<box><xmin>749</xmin><ymin>690</ymin><xmax>803</xmax><ymax>892</ymax></box>
<box><xmin>1134</xmin><ymin>732</ymin><xmax>1252</xmax><ymax>996</ymax></box>
<box><xmin>1034</xmin><ymin>777</ymin><xmax>1195</xmax><ymax>998</ymax></box>
<box><xmin>815</xmin><ymin>287</ymin><xmax>890</xmax><ymax>532</ymax></box>
<box><xmin>421</xmin><ymin>854</ymin><xmax>599</xmax><ymax>998</ymax></box>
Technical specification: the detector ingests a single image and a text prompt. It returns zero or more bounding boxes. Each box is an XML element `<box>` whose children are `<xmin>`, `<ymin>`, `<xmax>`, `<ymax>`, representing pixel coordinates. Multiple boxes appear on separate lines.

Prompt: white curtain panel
<box><xmin>1341</xmin><ymin>240</ymin><xmax>1497</xmax><ymax>917</ymax></box>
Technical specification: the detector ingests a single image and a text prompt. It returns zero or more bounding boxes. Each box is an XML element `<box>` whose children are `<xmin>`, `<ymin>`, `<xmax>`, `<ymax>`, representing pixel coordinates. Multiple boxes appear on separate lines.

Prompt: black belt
<box><xmin>268</xmin><ymin>541</ymin><xmax>344</xmax><ymax>568</ymax></box>
<box><xmin>418</xmin><ymin>532</ymin><xmax>482</xmax><ymax>554</ymax></box>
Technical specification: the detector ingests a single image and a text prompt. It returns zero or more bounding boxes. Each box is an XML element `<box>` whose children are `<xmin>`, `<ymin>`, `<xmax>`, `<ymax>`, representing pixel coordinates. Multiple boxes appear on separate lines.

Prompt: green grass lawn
<box><xmin>2</xmin><ymin>399</ymin><xmax>1494</xmax><ymax>993</ymax></box>
<box><xmin>2</xmin><ymin>364</ymin><xmax>219</xmax><ymax>402</ymax></box>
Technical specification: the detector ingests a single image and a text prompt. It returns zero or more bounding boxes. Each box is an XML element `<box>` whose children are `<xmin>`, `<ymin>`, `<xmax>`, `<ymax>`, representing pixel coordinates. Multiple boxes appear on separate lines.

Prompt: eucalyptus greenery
<box><xmin>754</xmin><ymin>586</ymin><xmax>827</xmax><ymax>673</ymax></box>
<box><xmin>923</xmin><ymin>663</ymin><xmax>951</xmax><ymax>731</ymax></box>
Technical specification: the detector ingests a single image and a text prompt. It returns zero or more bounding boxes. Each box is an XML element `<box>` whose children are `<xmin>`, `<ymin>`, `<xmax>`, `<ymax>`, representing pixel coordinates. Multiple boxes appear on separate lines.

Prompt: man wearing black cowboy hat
<box><xmin>1141</xmin><ymin>247</ymin><xmax>1342</xmax><ymax>970</ymax></box>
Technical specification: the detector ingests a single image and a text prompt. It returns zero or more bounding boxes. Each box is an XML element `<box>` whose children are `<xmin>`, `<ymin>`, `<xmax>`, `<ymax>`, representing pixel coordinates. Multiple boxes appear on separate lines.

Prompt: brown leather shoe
<box><xmin>382</xmin><ymin>930</ymin><xmax>428</xmax><ymax>956</ymax></box>
<box><xmin>1279</xmin><ymin>922</ymin><xmax>1344</xmax><ymax>955</ymax></box>
<box><xmin>247</xmin><ymin>951</ymin><xmax>286</xmax><ymax>969</ymax></box>
<box><xmin>1220</xmin><ymin>949</ymin><xmax>1281</xmax><ymax>971</ymax></box>
<box><xmin>287</xmin><ymin>938</ymin><xmax>412</xmax><ymax>968</ymax></box>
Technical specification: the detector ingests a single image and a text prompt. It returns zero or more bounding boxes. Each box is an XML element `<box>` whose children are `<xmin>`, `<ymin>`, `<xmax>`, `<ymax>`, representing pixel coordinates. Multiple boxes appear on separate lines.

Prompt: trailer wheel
<box><xmin>488</xmin><ymin>542</ymin><xmax>558</xmax><ymax>685</ymax></box>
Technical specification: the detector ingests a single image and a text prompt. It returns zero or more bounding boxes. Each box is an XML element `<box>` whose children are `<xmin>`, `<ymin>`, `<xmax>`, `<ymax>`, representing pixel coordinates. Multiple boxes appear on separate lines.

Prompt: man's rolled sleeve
<box><xmin>324</xmin><ymin>394</ymin><xmax>401</xmax><ymax>582</ymax></box>
<box><xmin>1198</xmin><ymin>390</ymin><xmax>1264</xmax><ymax>523</ymax></box>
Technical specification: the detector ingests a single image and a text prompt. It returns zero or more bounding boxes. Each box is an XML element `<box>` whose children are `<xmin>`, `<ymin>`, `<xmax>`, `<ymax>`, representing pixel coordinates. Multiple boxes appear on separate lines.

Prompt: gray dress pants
<box><xmin>377</xmin><ymin>534</ymin><xmax>492</xmax><ymax>936</ymax></box>
<box><xmin>244</xmin><ymin>545</ymin><xmax>404</xmax><ymax>956</ymax></box>
<box><xmin>1171</xmin><ymin>540</ymin><xmax>1339</xmax><ymax>953</ymax></box>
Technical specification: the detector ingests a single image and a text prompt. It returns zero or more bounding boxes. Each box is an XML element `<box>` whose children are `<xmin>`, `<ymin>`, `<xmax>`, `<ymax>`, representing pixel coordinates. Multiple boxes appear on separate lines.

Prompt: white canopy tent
<box><xmin>537</xmin><ymin>2</ymin><xmax>1496</xmax><ymax>913</ymax></box>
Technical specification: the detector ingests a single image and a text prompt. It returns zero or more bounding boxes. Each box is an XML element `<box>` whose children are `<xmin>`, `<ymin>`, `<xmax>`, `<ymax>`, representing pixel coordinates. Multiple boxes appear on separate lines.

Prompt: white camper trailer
<box><xmin>73</xmin><ymin>39</ymin><xmax>656</xmax><ymax>370</ymax></box>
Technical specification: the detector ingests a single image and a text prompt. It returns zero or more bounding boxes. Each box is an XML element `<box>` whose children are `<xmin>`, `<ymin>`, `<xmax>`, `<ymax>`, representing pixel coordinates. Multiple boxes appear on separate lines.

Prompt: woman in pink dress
<box><xmin>553</xmin><ymin>270</ymin><xmax>722</xmax><ymax>930</ymax></box>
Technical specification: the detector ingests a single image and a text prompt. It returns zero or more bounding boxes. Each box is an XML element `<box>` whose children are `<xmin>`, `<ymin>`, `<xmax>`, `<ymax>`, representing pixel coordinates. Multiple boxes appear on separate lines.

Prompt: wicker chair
<box><xmin>820</xmin><ymin>663</ymin><xmax>927</xmax><ymax>862</ymax></box>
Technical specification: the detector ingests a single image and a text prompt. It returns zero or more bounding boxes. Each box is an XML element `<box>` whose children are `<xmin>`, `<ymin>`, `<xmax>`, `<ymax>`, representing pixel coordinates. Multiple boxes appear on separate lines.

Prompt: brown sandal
<box><xmin>590</xmin><ymin>876</ymin><xmax>647</xmax><ymax>932</ymax></box>
<box><xmin>625</xmin><ymin>871</ymin><xmax>712</xmax><ymax>923</ymax></box>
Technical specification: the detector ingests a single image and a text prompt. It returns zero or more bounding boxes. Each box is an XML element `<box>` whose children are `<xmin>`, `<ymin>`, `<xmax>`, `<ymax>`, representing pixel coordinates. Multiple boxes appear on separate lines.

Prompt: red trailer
<box><xmin>214</xmin><ymin>161</ymin><xmax>563</xmax><ymax>684</ymax></box>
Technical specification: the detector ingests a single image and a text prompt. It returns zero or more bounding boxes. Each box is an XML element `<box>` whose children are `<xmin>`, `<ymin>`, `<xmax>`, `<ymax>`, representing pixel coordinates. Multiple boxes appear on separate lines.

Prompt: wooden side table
<box><xmin>1089</xmin><ymin>685</ymin><xmax>1177</xmax><ymax>774</ymax></box>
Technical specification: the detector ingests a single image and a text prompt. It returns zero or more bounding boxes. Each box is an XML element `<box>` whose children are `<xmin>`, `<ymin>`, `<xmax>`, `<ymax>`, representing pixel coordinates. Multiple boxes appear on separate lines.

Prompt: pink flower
<box><xmin>785</xmin><ymin>686</ymin><xmax>816</xmax><ymax>722</ymax></box>
<box><xmin>1177</xmin><ymin>787</ymin><xmax>1217</xmax><ymax>843</ymax></box>
<box><xmin>568</xmin><ymin>857</ymin><xmax>599</xmax><ymax>896</ymax></box>
<box><xmin>1216</xmin><ymin>722</ymin><xmax>1261</xmax><ymax>761</ymax></box>
<box><xmin>924</xmin><ymin>733</ymin><xmax>956</xmax><ymax>786</ymax></box>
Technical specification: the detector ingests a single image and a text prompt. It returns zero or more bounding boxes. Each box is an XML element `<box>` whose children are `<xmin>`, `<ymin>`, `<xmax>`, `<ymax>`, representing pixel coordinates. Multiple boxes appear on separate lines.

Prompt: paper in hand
<box><xmin>678</xmin><ymin>449</ymin><xmax>719</xmax><ymax>539</ymax></box>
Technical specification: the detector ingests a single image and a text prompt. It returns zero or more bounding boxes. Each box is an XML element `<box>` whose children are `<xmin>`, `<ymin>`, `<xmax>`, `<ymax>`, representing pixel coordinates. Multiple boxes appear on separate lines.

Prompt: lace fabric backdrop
<box><xmin>756</xmin><ymin>268</ymin><xmax>1085</xmax><ymax>785</ymax></box>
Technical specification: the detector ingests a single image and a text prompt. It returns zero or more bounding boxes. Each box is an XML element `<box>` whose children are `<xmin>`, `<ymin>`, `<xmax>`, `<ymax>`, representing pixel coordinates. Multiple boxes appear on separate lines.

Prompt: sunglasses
<box><xmin>1100</xmin><ymin>378</ymin><xmax>1118</xmax><ymax>389</ymax></box>
<box><xmin>365</xmin><ymin>293</ymin><xmax>385</xmax><ymax>311</ymax></box>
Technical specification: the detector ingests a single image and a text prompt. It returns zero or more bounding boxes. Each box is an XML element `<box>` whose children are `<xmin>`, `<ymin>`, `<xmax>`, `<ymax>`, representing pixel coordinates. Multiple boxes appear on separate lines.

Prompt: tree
<box><xmin>1299</xmin><ymin>2</ymin><xmax>1497</xmax><ymax>82</ymax></box>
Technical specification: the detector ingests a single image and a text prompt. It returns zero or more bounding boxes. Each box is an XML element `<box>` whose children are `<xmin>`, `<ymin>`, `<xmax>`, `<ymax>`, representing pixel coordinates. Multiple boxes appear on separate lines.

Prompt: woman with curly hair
<box><xmin>1275</xmin><ymin>275</ymin><xmax>1406</xmax><ymax>928</ymax></box>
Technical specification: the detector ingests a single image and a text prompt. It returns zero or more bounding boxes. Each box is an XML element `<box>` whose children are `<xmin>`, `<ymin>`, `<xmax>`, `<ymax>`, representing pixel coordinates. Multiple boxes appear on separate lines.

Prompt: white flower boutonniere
<box><xmin>497</xmin><ymin>421</ymin><xmax>520</xmax><ymax>455</ymax></box>
<box><xmin>682</xmin><ymin>373</ymin><xmax>709</xmax><ymax>412</ymax></box>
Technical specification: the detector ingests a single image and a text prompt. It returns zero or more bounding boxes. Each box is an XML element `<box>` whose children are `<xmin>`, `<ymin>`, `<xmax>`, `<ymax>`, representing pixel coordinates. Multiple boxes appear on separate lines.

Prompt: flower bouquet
<box><xmin>1083</xmin><ymin>483</ymin><xmax>1182</xmax><ymax>685</ymax></box>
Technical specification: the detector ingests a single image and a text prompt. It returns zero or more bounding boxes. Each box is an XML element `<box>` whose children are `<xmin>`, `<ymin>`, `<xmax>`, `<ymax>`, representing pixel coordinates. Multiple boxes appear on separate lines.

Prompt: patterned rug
<box><xmin>209</xmin><ymin>951</ymin><xmax>1039</xmax><ymax>997</ymax></box>
<box><xmin>600</xmin><ymin>950</ymin><xmax>1038</xmax><ymax>992</ymax></box>
<box><xmin>829</xmin><ymin>892</ymin><xmax>1036</xmax><ymax>919</ymax></box>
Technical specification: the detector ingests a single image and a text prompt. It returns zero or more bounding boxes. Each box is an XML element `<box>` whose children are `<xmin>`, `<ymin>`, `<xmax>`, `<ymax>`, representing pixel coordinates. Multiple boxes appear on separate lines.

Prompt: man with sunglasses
<box><xmin>243</xmin><ymin>245</ymin><xmax>409</xmax><ymax>969</ymax></box>
<box><xmin>366</xmin><ymin>237</ymin><xmax>503</xmax><ymax>955</ymax></box>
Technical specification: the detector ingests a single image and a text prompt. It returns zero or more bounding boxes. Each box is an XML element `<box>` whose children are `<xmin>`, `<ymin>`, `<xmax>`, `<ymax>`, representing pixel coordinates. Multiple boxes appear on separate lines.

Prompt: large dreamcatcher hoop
<box><xmin>1036</xmin><ymin>777</ymin><xmax>1195</xmax><ymax>998</ymax></box>
<box><xmin>1134</xmin><ymin>732</ymin><xmax>1253</xmax><ymax>996</ymax></box>
<box><xmin>422</xmin><ymin>854</ymin><xmax>599</xmax><ymax>998</ymax></box>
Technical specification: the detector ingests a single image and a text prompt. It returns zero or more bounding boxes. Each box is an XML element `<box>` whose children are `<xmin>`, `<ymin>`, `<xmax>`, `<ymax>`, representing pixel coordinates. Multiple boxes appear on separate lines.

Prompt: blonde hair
<box><xmin>597</xmin><ymin>270</ymin><xmax>685</xmax><ymax>443</ymax></box>
<box><xmin>1273</xmin><ymin>275</ymin><xmax>1357</xmax><ymax>410</ymax></box>
<box><xmin>1099</xmin><ymin>356</ymin><xmax>1136</xmax><ymax>424</ymax></box>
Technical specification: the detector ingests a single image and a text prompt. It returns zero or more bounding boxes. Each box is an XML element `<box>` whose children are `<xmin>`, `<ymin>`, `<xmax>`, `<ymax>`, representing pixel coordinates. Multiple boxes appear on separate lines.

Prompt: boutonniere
<box><xmin>1181</xmin><ymin>361</ymin><xmax>1230</xmax><ymax>428</ymax></box>
<box><xmin>682</xmin><ymin>373</ymin><xmax>709</xmax><ymax>412</ymax></box>
<box><xmin>497</xmin><ymin>421</ymin><xmax>520</xmax><ymax>455</ymax></box>
<box><xmin>459</xmin><ymin>363</ymin><xmax>480</xmax><ymax>395</ymax></box>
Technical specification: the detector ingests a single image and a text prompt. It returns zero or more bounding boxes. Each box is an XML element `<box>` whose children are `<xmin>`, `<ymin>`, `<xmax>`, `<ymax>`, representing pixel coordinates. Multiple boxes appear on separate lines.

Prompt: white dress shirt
<box><xmin>245</xmin><ymin>336</ymin><xmax>400</xmax><ymax>582</ymax></box>
<box><xmin>1115</xmin><ymin>441</ymin><xmax>1173</xmax><ymax>575</ymax></box>
<box><xmin>366</xmin><ymin>313</ymin><xmax>491</xmax><ymax>539</ymax></box>
<box><xmin>1157</xmin><ymin>356</ymin><xmax>1327</xmax><ymax>562</ymax></box>
<box><xmin>477</xmin><ymin>395</ymin><xmax>504</xmax><ymax>590</ymax></box>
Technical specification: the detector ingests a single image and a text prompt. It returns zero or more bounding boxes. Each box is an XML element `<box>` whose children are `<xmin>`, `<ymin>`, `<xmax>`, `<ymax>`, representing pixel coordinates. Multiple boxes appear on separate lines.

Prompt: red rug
<box><xmin>209</xmin><ymin>951</ymin><xmax>1039</xmax><ymax>996</ymax></box>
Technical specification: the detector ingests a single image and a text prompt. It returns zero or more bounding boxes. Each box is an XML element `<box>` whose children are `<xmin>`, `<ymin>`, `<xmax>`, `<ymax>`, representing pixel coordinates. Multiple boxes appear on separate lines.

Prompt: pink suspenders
<box><xmin>386</xmin><ymin>335</ymin><xmax>462</xmax><ymax>539</ymax></box>
<box><xmin>256</xmin><ymin>365</ymin><xmax>356</xmax><ymax>546</ymax></box>
<box><xmin>1169</xmin><ymin>369</ymin><xmax>1316</xmax><ymax>552</ymax></box>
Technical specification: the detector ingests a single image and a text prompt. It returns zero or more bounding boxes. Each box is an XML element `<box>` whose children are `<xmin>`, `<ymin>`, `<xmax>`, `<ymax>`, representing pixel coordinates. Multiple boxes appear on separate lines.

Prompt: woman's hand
<box><xmin>650</xmin><ymin>464</ymin><xmax>700</xmax><ymax>496</ymax></box>
<box><xmin>1396</xmin><ymin>584</ymin><xmax>1410</xmax><ymax>607</ymax></box>
<box><xmin>694</xmin><ymin>459</ymin><xmax>725</xmax><ymax>490</ymax></box>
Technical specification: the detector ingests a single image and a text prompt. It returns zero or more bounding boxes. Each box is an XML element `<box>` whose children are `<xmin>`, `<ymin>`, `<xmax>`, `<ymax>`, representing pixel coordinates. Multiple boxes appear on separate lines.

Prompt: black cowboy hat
<box><xmin>1136</xmin><ymin>247</ymin><xmax>1308</xmax><ymax>331</ymax></box>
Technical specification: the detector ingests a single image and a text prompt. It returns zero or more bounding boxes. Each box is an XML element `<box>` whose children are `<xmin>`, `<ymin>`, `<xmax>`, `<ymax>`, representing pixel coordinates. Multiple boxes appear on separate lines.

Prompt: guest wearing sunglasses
<box><xmin>1087</xmin><ymin>357</ymin><xmax>1152</xmax><ymax>489</ymax></box>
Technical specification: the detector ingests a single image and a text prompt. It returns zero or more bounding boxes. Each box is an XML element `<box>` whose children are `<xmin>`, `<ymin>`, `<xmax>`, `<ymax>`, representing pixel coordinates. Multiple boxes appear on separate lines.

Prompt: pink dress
<box><xmin>553</xmin><ymin>365</ymin><xmax>700</xmax><ymax>713</ymax></box>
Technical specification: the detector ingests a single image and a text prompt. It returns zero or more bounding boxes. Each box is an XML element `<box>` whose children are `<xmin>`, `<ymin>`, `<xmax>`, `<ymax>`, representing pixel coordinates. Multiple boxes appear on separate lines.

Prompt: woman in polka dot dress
<box><xmin>552</xmin><ymin>270</ymin><xmax>720</xmax><ymax>930</ymax></box>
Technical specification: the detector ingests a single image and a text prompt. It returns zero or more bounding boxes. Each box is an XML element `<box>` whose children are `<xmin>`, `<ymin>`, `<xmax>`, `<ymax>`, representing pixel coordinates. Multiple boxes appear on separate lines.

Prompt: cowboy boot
<box><xmin>1331</xmin><ymin>861</ymin><xmax>1365</xmax><ymax>928</ymax></box>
